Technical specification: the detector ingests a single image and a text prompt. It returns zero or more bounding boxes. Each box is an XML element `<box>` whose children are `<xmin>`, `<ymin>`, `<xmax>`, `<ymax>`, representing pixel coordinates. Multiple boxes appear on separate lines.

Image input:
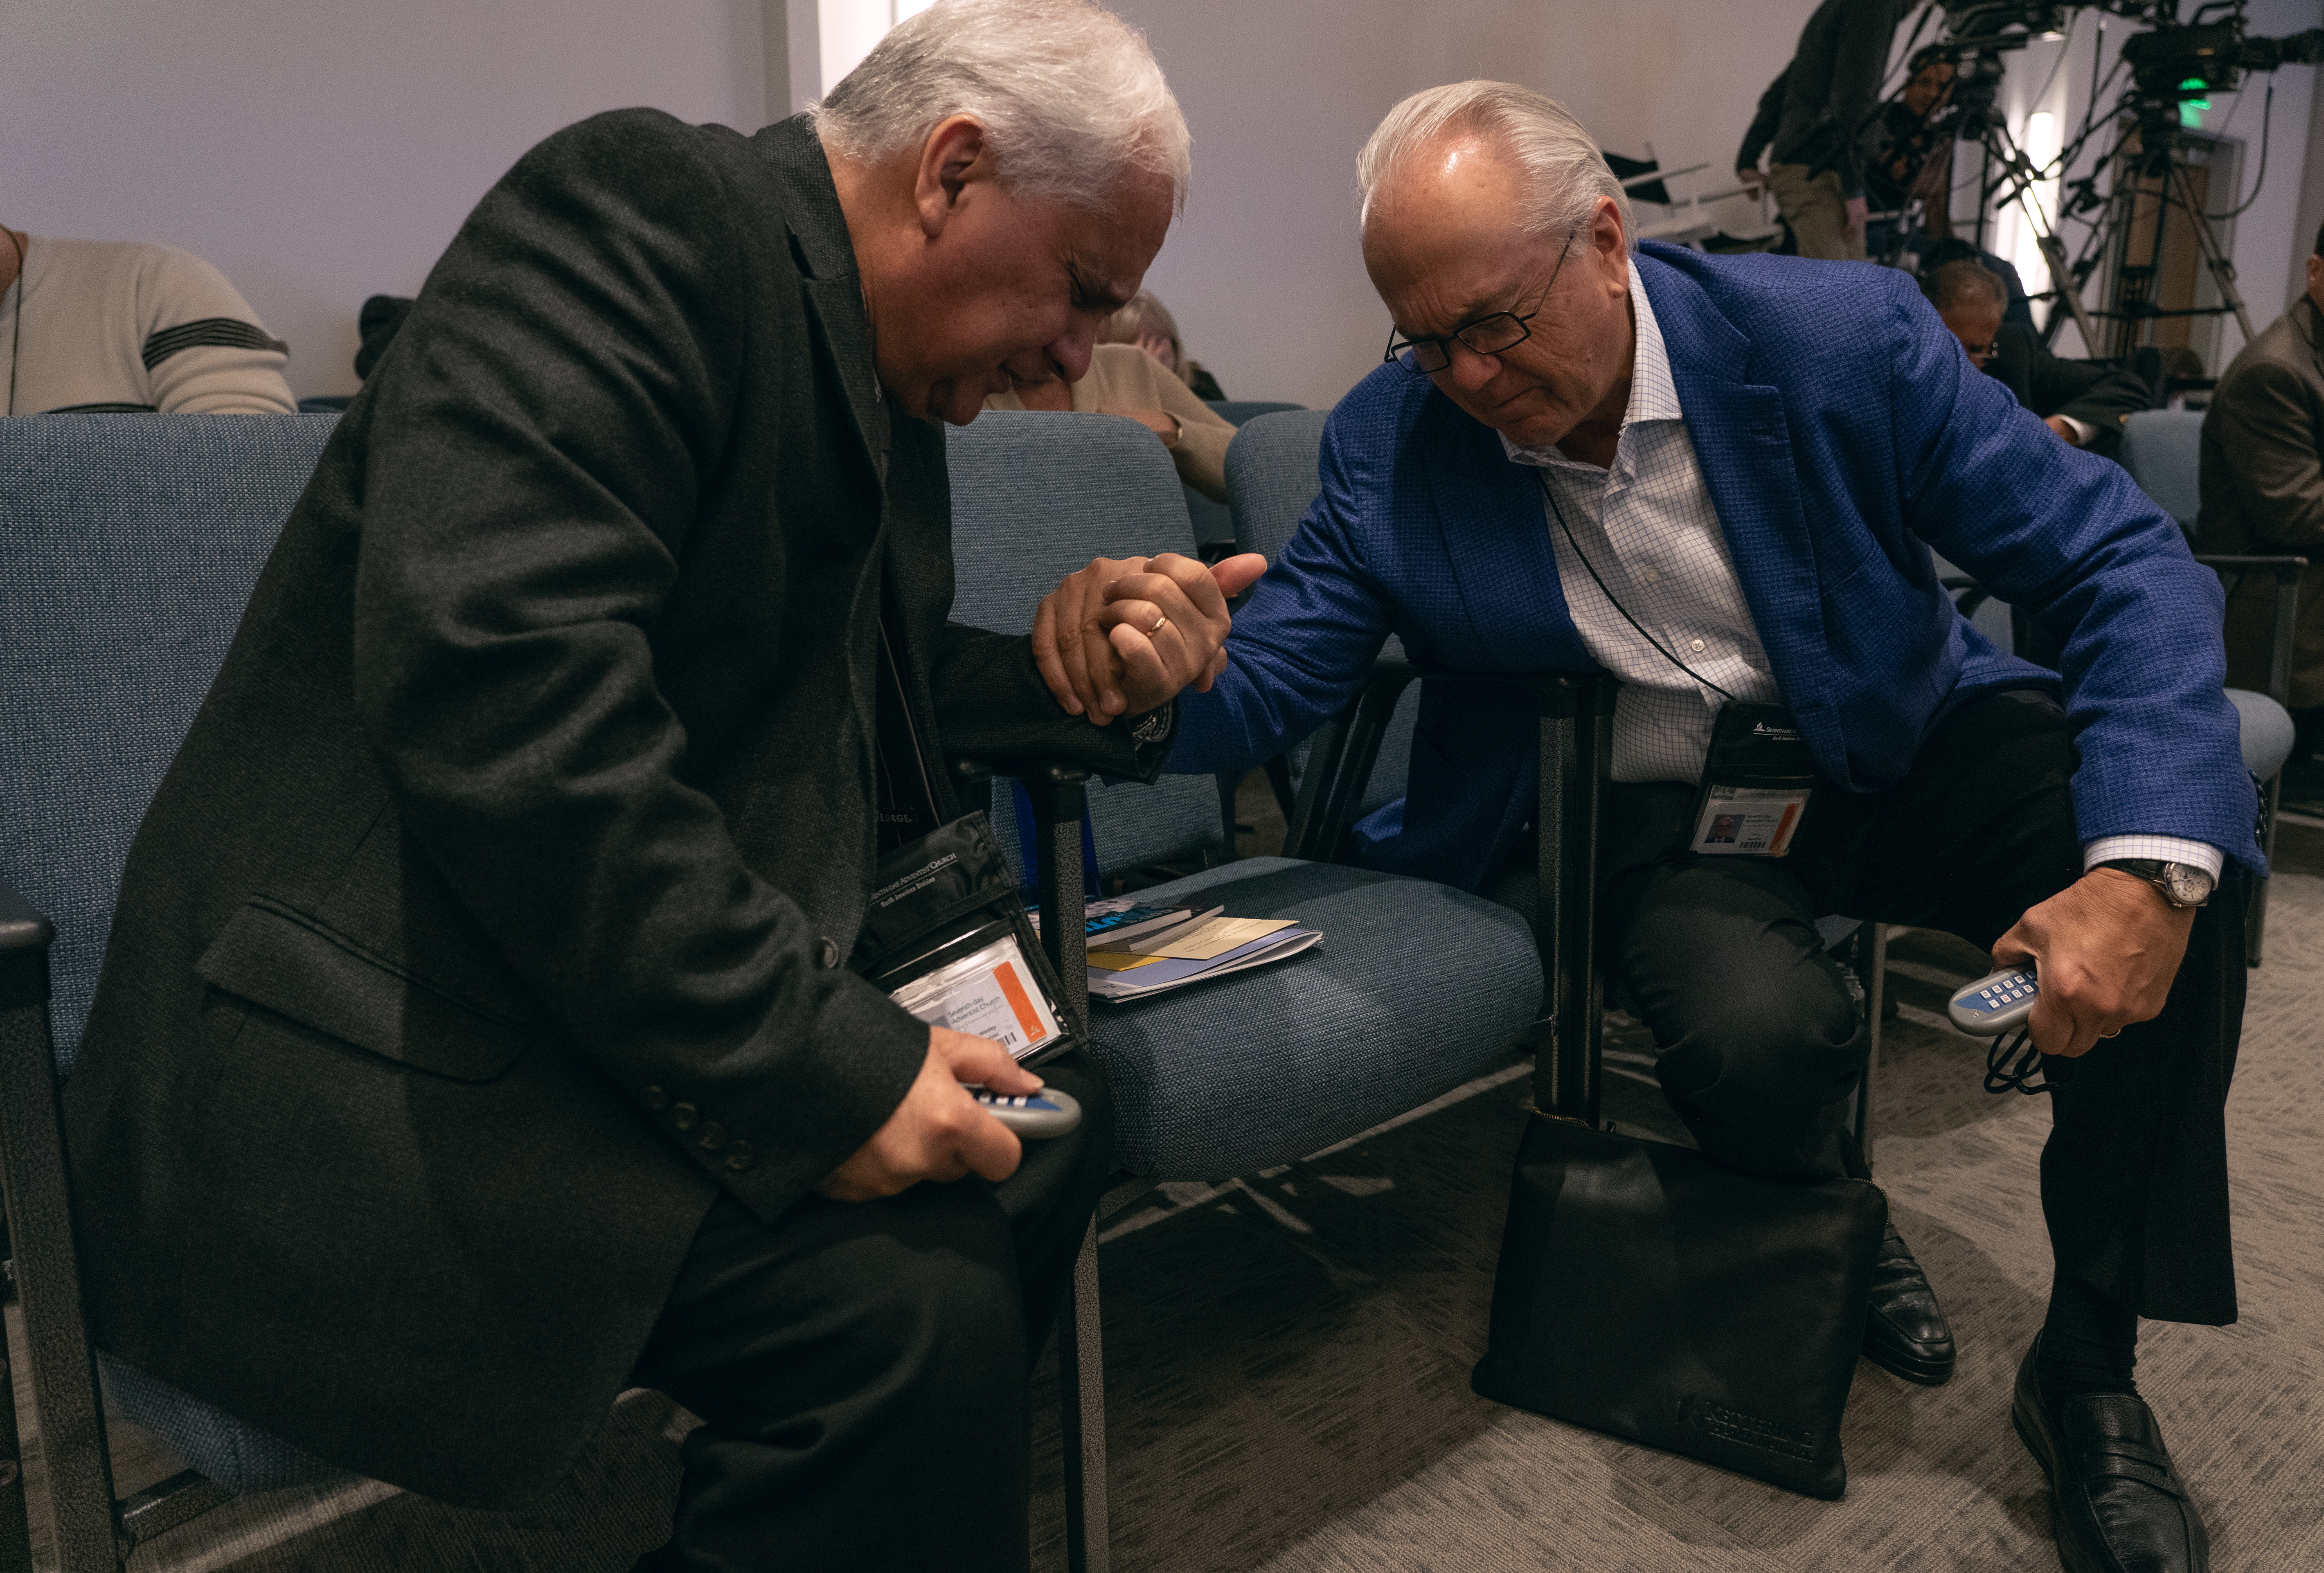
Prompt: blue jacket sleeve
<box><xmin>1169</xmin><ymin>404</ymin><xmax>1401</xmax><ymax>774</ymax></box>
<box><xmin>1883</xmin><ymin>287</ymin><xmax>2259</xmax><ymax>871</ymax></box>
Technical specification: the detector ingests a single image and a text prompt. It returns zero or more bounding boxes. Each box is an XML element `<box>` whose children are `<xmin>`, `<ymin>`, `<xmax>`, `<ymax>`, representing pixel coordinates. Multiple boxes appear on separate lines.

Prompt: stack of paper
<box><xmin>1083</xmin><ymin>913</ymin><xmax>1321</xmax><ymax>1001</ymax></box>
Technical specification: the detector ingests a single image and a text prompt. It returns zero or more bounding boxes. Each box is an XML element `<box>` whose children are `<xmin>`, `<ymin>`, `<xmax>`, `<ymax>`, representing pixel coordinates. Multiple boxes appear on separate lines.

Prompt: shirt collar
<box><xmin>1500</xmin><ymin>258</ymin><xmax>1680</xmax><ymax>470</ymax></box>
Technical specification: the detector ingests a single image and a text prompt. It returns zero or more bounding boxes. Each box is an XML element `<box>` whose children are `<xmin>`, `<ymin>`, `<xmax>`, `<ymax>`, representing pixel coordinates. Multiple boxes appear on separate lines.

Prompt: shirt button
<box><xmin>725</xmin><ymin>1141</ymin><xmax>755</xmax><ymax>1172</ymax></box>
<box><xmin>1641</xmin><ymin>567</ymin><xmax>1660</xmax><ymax>583</ymax></box>
<box><xmin>638</xmin><ymin>1086</ymin><xmax>669</xmax><ymax>1112</ymax></box>
<box><xmin>695</xmin><ymin>1121</ymin><xmax>727</xmax><ymax>1152</ymax></box>
<box><xmin>671</xmin><ymin>1102</ymin><xmax>699</xmax><ymax>1132</ymax></box>
<box><xmin>1689</xmin><ymin>639</ymin><xmax>1706</xmax><ymax>653</ymax></box>
<box><xmin>817</xmin><ymin>936</ymin><xmax>842</xmax><ymax>969</ymax></box>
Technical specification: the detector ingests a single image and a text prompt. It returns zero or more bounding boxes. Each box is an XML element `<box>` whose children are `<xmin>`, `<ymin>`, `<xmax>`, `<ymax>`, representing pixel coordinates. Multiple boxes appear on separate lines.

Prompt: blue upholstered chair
<box><xmin>0</xmin><ymin>414</ymin><xmax>349</xmax><ymax>1570</ymax></box>
<box><xmin>2113</xmin><ymin>410</ymin><xmax>2301</xmax><ymax>963</ymax></box>
<box><xmin>1181</xmin><ymin>398</ymin><xmax>1303</xmax><ymax>558</ymax></box>
<box><xmin>945</xmin><ymin>411</ymin><xmax>1543</xmax><ymax>1571</ymax></box>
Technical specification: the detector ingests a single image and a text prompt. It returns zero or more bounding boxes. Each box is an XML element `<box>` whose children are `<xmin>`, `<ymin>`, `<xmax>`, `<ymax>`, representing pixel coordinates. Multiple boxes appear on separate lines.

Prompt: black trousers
<box><xmin>628</xmin><ymin>1052</ymin><xmax>1115</xmax><ymax>1573</ymax></box>
<box><xmin>1489</xmin><ymin>690</ymin><xmax>2245</xmax><ymax>1326</ymax></box>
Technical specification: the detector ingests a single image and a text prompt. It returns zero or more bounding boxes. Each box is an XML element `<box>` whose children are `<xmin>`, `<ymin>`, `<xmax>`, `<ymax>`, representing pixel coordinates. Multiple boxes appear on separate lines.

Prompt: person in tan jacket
<box><xmin>983</xmin><ymin>339</ymin><xmax>1235</xmax><ymax>500</ymax></box>
<box><xmin>2196</xmin><ymin>222</ymin><xmax>2324</xmax><ymax>754</ymax></box>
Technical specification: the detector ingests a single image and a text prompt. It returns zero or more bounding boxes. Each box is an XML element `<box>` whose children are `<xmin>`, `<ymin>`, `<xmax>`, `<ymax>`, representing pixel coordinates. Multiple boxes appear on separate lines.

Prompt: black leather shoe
<box><xmin>1860</xmin><ymin>1222</ymin><xmax>1955</xmax><ymax>1384</ymax></box>
<box><xmin>2013</xmin><ymin>1338</ymin><xmax>2210</xmax><ymax>1573</ymax></box>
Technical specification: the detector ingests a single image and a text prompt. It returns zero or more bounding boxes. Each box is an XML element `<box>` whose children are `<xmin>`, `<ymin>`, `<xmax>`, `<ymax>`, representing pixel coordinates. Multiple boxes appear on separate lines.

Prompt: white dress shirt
<box><xmin>1500</xmin><ymin>261</ymin><xmax>2221</xmax><ymax>880</ymax></box>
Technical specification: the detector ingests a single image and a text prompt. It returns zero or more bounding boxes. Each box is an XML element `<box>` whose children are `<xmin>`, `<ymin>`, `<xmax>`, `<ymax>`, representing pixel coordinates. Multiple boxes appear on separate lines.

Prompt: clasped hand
<box><xmin>1991</xmin><ymin>867</ymin><xmax>2196</xmax><ymax>1058</ymax></box>
<box><xmin>1033</xmin><ymin>551</ymin><xmax>1266</xmax><ymax>725</ymax></box>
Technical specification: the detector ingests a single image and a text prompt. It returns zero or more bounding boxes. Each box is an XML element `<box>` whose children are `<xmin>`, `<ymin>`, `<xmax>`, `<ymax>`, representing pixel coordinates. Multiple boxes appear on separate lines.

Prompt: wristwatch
<box><xmin>2097</xmin><ymin>858</ymin><xmax>2215</xmax><ymax>909</ymax></box>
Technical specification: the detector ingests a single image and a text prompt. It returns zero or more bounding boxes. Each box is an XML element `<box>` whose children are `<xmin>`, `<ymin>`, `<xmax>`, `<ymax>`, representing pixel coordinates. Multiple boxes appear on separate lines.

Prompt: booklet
<box><xmin>1085</xmin><ymin>925</ymin><xmax>1322</xmax><ymax>1002</ymax></box>
<box><xmin>1029</xmin><ymin>896</ymin><xmax>1223</xmax><ymax>948</ymax></box>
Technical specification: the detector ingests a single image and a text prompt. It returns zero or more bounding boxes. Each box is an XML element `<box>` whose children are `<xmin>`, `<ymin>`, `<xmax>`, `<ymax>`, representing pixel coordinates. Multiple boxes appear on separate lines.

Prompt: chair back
<box><xmin>1207</xmin><ymin>399</ymin><xmax>1303</xmax><ymax>428</ymax></box>
<box><xmin>946</xmin><ymin>412</ymin><xmax>1227</xmax><ymax>881</ymax></box>
<box><xmin>0</xmin><ymin>414</ymin><xmax>338</xmax><ymax>1069</ymax></box>
<box><xmin>1224</xmin><ymin>408</ymin><xmax>1330</xmax><ymax>563</ymax></box>
<box><xmin>0</xmin><ymin>413</ymin><xmax>345</xmax><ymax>1503</ymax></box>
<box><xmin>2117</xmin><ymin>409</ymin><xmax>2205</xmax><ymax>531</ymax></box>
<box><xmin>1184</xmin><ymin>402</ymin><xmax>1302</xmax><ymax>553</ymax></box>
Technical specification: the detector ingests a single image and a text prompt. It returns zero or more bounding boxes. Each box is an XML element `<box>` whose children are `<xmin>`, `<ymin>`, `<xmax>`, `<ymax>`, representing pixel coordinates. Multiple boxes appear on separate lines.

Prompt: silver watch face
<box><xmin>2160</xmin><ymin>863</ymin><xmax>2215</xmax><ymax>907</ymax></box>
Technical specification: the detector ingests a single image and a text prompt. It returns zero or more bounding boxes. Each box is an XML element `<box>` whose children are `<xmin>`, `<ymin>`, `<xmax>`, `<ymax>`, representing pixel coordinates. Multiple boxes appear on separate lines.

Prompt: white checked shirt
<box><xmin>1500</xmin><ymin>262</ymin><xmax>2222</xmax><ymax>880</ymax></box>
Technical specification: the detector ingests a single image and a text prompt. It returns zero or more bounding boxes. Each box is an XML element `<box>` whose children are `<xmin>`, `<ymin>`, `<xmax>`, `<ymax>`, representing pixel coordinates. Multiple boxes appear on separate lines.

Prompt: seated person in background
<box><xmin>0</xmin><ymin>221</ymin><xmax>295</xmax><ymax>413</ymax></box>
<box><xmin>1924</xmin><ymin>254</ymin><xmax>2149</xmax><ymax>460</ymax></box>
<box><xmin>1049</xmin><ymin>81</ymin><xmax>2252</xmax><ymax>1573</ymax></box>
<box><xmin>63</xmin><ymin>4</ymin><xmax>1258</xmax><ymax>1569</ymax></box>
<box><xmin>984</xmin><ymin>334</ymin><xmax>1236</xmax><ymax>502</ymax></box>
<box><xmin>2196</xmin><ymin>218</ymin><xmax>2324</xmax><ymax>759</ymax></box>
<box><xmin>1104</xmin><ymin>285</ymin><xmax>1226</xmax><ymax>398</ymax></box>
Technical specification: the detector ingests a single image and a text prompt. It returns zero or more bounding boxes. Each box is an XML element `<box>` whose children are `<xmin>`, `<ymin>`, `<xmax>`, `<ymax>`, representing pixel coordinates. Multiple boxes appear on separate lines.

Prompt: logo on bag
<box><xmin>1679</xmin><ymin>1395</ymin><xmax>1819</xmax><ymax>1462</ymax></box>
<box><xmin>870</xmin><ymin>852</ymin><xmax>959</xmax><ymax>908</ymax></box>
<box><xmin>1750</xmin><ymin>722</ymin><xmax>1804</xmax><ymax>742</ymax></box>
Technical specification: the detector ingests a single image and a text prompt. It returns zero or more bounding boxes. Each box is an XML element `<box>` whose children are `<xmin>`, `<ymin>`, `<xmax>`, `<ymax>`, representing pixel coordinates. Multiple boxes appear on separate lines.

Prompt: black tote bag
<box><xmin>1462</xmin><ymin>672</ymin><xmax>1886</xmax><ymax>1500</ymax></box>
<box><xmin>1470</xmin><ymin>1117</ymin><xmax>1886</xmax><ymax>1498</ymax></box>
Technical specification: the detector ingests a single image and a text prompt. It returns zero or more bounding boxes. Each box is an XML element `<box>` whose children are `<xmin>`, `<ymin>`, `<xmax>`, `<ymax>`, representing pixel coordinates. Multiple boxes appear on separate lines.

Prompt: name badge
<box><xmin>1689</xmin><ymin>702</ymin><xmax>1819</xmax><ymax>859</ymax></box>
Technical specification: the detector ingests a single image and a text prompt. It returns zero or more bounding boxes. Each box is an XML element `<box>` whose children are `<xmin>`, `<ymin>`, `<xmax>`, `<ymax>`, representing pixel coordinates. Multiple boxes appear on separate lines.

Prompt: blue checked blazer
<box><xmin>1173</xmin><ymin>242</ymin><xmax>2261</xmax><ymax>892</ymax></box>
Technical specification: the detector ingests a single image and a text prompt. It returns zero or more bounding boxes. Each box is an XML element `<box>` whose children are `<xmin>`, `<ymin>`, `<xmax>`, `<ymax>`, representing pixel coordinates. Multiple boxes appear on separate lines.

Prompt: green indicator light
<box><xmin>2180</xmin><ymin>78</ymin><xmax>2210</xmax><ymax>129</ymax></box>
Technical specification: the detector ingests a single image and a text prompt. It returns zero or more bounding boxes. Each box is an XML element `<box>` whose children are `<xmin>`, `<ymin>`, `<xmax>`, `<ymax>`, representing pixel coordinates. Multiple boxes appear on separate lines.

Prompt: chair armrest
<box><xmin>948</xmin><ymin>757</ymin><xmax>1091</xmax><ymax>1024</ymax></box>
<box><xmin>1283</xmin><ymin>658</ymin><xmax>1586</xmax><ymax>862</ymax></box>
<box><xmin>2195</xmin><ymin>555</ymin><xmax>2308</xmax><ymax>708</ymax></box>
<box><xmin>0</xmin><ymin>869</ymin><xmax>56</xmax><ymax>959</ymax></box>
<box><xmin>2192</xmin><ymin>554</ymin><xmax>2308</xmax><ymax>582</ymax></box>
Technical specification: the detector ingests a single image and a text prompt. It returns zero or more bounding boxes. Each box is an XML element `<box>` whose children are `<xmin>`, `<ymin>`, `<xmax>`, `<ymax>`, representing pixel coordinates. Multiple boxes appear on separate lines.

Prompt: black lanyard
<box><xmin>1536</xmin><ymin>471</ymin><xmax>1736</xmax><ymax>702</ymax></box>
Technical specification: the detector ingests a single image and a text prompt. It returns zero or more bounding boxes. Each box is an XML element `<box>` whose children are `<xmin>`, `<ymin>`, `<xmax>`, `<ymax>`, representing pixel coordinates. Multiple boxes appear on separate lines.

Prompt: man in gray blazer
<box><xmin>2198</xmin><ymin>220</ymin><xmax>2324</xmax><ymax>756</ymax></box>
<box><xmin>62</xmin><ymin>4</ymin><xmax>1259</xmax><ymax>1568</ymax></box>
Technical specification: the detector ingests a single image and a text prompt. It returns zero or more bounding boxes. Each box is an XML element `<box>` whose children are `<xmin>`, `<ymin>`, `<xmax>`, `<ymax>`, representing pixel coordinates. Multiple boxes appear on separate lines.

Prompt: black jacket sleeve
<box><xmin>1738</xmin><ymin>68</ymin><xmax>1789</xmax><ymax>172</ymax></box>
<box><xmin>1997</xmin><ymin>325</ymin><xmax>2153</xmax><ymax>459</ymax></box>
<box><xmin>349</xmin><ymin>110</ymin><xmax>929</xmax><ymax>1222</ymax></box>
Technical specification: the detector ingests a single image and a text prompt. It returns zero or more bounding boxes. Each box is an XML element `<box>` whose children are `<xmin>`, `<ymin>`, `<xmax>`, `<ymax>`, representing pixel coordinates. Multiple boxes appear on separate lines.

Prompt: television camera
<box><xmin>1926</xmin><ymin>2</ymin><xmax>2324</xmax><ymax>354</ymax></box>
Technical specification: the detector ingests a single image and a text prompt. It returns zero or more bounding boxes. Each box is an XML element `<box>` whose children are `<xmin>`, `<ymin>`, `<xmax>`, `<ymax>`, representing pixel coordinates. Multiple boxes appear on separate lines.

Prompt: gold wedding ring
<box><xmin>1149</xmin><ymin>613</ymin><xmax>1171</xmax><ymax>637</ymax></box>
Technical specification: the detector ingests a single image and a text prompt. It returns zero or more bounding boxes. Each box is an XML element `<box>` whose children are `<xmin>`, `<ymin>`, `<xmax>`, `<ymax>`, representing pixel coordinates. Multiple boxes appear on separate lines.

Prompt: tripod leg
<box><xmin>2170</xmin><ymin>162</ymin><xmax>2255</xmax><ymax>342</ymax></box>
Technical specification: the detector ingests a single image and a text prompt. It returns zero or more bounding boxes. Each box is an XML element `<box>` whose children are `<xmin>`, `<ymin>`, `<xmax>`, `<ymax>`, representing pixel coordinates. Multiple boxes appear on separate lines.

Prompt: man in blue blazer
<box><xmin>1040</xmin><ymin>83</ymin><xmax>2247</xmax><ymax>1573</ymax></box>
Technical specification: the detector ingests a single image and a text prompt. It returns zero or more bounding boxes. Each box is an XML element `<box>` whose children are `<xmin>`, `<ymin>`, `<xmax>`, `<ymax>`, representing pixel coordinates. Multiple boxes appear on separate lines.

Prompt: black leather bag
<box><xmin>1471</xmin><ymin>1117</ymin><xmax>1886</xmax><ymax>1498</ymax></box>
<box><xmin>1460</xmin><ymin>672</ymin><xmax>1886</xmax><ymax>1500</ymax></box>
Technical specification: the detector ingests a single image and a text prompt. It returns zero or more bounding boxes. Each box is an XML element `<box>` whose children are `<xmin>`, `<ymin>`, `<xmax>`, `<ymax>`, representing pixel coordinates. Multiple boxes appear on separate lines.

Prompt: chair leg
<box><xmin>1056</xmin><ymin>1217</ymin><xmax>1108</xmax><ymax>1573</ymax></box>
<box><xmin>0</xmin><ymin>1004</ymin><xmax>122</xmax><ymax>1573</ymax></box>
<box><xmin>1852</xmin><ymin>923</ymin><xmax>1886</xmax><ymax>1173</ymax></box>
<box><xmin>2247</xmin><ymin>771</ymin><xmax>2281</xmax><ymax>968</ymax></box>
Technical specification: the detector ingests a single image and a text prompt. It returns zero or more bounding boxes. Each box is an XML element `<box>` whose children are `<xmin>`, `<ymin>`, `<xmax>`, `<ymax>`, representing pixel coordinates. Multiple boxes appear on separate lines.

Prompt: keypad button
<box><xmin>672</xmin><ymin>1103</ymin><xmax>699</xmax><ymax>1132</ymax></box>
<box><xmin>725</xmin><ymin>1141</ymin><xmax>754</xmax><ymax>1172</ymax></box>
<box><xmin>695</xmin><ymin>1121</ymin><xmax>727</xmax><ymax>1152</ymax></box>
<box><xmin>640</xmin><ymin>1085</ymin><xmax>669</xmax><ymax>1111</ymax></box>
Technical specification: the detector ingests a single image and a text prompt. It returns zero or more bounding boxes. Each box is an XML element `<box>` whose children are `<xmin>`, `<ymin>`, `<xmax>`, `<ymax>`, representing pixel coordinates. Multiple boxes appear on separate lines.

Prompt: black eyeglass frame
<box><xmin>1382</xmin><ymin>226</ymin><xmax>1584</xmax><ymax>377</ymax></box>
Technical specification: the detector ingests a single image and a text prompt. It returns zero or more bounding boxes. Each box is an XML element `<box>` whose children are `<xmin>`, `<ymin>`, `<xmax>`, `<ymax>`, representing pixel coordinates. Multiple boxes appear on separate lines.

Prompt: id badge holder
<box><xmin>1688</xmin><ymin>702</ymin><xmax>1819</xmax><ymax>857</ymax></box>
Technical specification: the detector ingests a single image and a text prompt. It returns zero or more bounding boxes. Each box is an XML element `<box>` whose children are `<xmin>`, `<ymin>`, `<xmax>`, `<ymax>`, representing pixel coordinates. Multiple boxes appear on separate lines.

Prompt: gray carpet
<box><xmin>1022</xmin><ymin>876</ymin><xmax>2324</xmax><ymax>1572</ymax></box>
<box><xmin>15</xmin><ymin>862</ymin><xmax>2322</xmax><ymax>1569</ymax></box>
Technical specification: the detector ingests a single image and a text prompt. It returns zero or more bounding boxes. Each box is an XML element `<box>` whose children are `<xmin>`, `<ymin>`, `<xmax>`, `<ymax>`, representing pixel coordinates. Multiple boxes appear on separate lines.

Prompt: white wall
<box><xmin>0</xmin><ymin>0</ymin><xmax>767</xmax><ymax>398</ymax></box>
<box><xmin>1113</xmin><ymin>0</ymin><xmax>1822</xmax><ymax>407</ymax></box>
<box><xmin>5</xmin><ymin>0</ymin><xmax>2319</xmax><ymax>406</ymax></box>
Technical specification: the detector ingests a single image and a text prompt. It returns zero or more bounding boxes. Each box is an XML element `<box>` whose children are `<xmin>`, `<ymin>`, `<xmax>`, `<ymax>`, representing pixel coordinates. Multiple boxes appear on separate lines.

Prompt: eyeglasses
<box><xmin>1383</xmin><ymin>227</ymin><xmax>1581</xmax><ymax>377</ymax></box>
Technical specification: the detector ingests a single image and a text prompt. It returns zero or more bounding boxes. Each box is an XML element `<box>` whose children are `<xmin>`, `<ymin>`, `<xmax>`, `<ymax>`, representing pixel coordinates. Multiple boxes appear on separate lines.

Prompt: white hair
<box><xmin>1355</xmin><ymin>81</ymin><xmax>1633</xmax><ymax>251</ymax></box>
<box><xmin>812</xmin><ymin>0</ymin><xmax>1190</xmax><ymax>216</ymax></box>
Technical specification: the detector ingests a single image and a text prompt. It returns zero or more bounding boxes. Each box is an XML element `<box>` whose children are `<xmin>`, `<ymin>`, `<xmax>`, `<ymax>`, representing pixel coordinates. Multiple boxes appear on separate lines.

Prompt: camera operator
<box><xmin>1734</xmin><ymin>0</ymin><xmax>1919</xmax><ymax>261</ymax></box>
